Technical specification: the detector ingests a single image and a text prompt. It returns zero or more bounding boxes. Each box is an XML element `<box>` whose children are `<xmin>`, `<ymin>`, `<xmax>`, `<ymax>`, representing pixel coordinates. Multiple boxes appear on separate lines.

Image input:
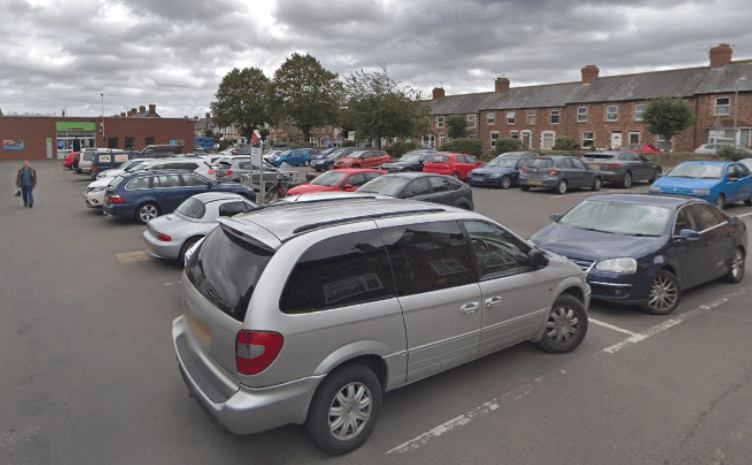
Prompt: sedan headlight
<box><xmin>691</xmin><ymin>189</ymin><xmax>711</xmax><ymax>195</ymax></box>
<box><xmin>648</xmin><ymin>186</ymin><xmax>661</xmax><ymax>193</ymax></box>
<box><xmin>595</xmin><ymin>257</ymin><xmax>637</xmax><ymax>274</ymax></box>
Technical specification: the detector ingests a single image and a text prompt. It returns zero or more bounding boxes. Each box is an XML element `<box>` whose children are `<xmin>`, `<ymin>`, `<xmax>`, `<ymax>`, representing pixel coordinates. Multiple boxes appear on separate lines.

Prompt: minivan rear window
<box><xmin>185</xmin><ymin>226</ymin><xmax>273</xmax><ymax>321</ymax></box>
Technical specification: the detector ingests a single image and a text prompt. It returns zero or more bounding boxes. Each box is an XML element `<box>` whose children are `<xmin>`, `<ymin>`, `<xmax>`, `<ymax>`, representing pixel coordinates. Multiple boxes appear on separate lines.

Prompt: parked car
<box><xmin>141</xmin><ymin>144</ymin><xmax>183</xmax><ymax>157</ymax></box>
<box><xmin>309</xmin><ymin>147</ymin><xmax>339</xmax><ymax>164</ymax></box>
<box><xmin>518</xmin><ymin>156</ymin><xmax>603</xmax><ymax>194</ymax></box>
<box><xmin>617</xmin><ymin>143</ymin><xmax>661</xmax><ymax>154</ymax></box>
<box><xmin>263</xmin><ymin>149</ymin><xmax>285</xmax><ymax>163</ymax></box>
<box><xmin>311</xmin><ymin>147</ymin><xmax>360</xmax><ymax>171</ymax></box>
<box><xmin>269</xmin><ymin>149</ymin><xmax>312</xmax><ymax>167</ymax></box>
<box><xmin>468</xmin><ymin>151</ymin><xmax>537</xmax><ymax>188</ymax></box>
<box><xmin>581</xmin><ymin>151</ymin><xmax>662</xmax><ymax>187</ymax></box>
<box><xmin>220</xmin><ymin>147</ymin><xmax>252</xmax><ymax>156</ymax></box>
<box><xmin>357</xmin><ymin>172</ymin><xmax>474</xmax><ymax>209</ymax></box>
<box><xmin>214</xmin><ymin>156</ymin><xmax>285</xmax><ymax>184</ymax></box>
<box><xmin>333</xmin><ymin>150</ymin><xmax>391</xmax><ymax>169</ymax></box>
<box><xmin>422</xmin><ymin>153</ymin><xmax>483</xmax><ymax>180</ymax></box>
<box><xmin>85</xmin><ymin>176</ymin><xmax>117</xmax><ymax>209</ymax></box>
<box><xmin>97</xmin><ymin>158</ymin><xmax>153</xmax><ymax>179</ymax></box>
<box><xmin>89</xmin><ymin>151</ymin><xmax>143</xmax><ymax>179</ymax></box>
<box><xmin>63</xmin><ymin>152</ymin><xmax>79</xmax><ymax>168</ymax></box>
<box><xmin>379</xmin><ymin>149</ymin><xmax>438</xmax><ymax>173</ymax></box>
<box><xmin>648</xmin><ymin>161</ymin><xmax>752</xmax><ymax>209</ymax></box>
<box><xmin>143</xmin><ymin>192</ymin><xmax>257</xmax><ymax>263</ymax></box>
<box><xmin>531</xmin><ymin>194</ymin><xmax>747</xmax><ymax>314</ymax></box>
<box><xmin>77</xmin><ymin>148</ymin><xmax>116</xmax><ymax>175</ymax></box>
<box><xmin>286</xmin><ymin>169</ymin><xmax>385</xmax><ymax>196</ymax></box>
<box><xmin>102</xmin><ymin>171</ymin><xmax>255</xmax><ymax>224</ymax></box>
<box><xmin>739</xmin><ymin>158</ymin><xmax>752</xmax><ymax>172</ymax></box>
<box><xmin>172</xmin><ymin>196</ymin><xmax>590</xmax><ymax>454</ymax></box>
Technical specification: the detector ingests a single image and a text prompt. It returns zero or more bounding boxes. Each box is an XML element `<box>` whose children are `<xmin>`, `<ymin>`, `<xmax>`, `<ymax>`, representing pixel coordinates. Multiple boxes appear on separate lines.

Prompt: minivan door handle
<box><xmin>485</xmin><ymin>296</ymin><xmax>502</xmax><ymax>308</ymax></box>
<box><xmin>460</xmin><ymin>302</ymin><xmax>480</xmax><ymax>315</ymax></box>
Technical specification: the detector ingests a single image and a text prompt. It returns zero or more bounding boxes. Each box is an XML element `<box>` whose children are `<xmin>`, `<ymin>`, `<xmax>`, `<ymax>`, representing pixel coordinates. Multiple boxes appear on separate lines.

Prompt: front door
<box><xmin>610</xmin><ymin>132</ymin><xmax>623</xmax><ymax>149</ymax></box>
<box><xmin>522</xmin><ymin>132</ymin><xmax>531</xmax><ymax>149</ymax></box>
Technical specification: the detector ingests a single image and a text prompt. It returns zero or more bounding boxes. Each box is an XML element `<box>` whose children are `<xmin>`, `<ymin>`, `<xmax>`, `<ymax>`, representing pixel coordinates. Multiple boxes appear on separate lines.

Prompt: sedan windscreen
<box><xmin>310</xmin><ymin>171</ymin><xmax>349</xmax><ymax>187</ymax></box>
<box><xmin>665</xmin><ymin>164</ymin><xmax>724</xmax><ymax>179</ymax></box>
<box><xmin>358</xmin><ymin>176</ymin><xmax>409</xmax><ymax>196</ymax></box>
<box><xmin>559</xmin><ymin>200</ymin><xmax>672</xmax><ymax>236</ymax></box>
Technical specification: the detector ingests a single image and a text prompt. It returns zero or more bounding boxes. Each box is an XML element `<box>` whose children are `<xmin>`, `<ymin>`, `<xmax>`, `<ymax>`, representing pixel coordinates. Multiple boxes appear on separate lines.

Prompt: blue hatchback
<box><xmin>530</xmin><ymin>194</ymin><xmax>747</xmax><ymax>315</ymax></box>
<box><xmin>649</xmin><ymin>161</ymin><xmax>752</xmax><ymax>209</ymax></box>
<box><xmin>468</xmin><ymin>151</ymin><xmax>537</xmax><ymax>188</ymax></box>
<box><xmin>102</xmin><ymin>170</ymin><xmax>255</xmax><ymax>224</ymax></box>
<box><xmin>269</xmin><ymin>148</ymin><xmax>313</xmax><ymax>167</ymax></box>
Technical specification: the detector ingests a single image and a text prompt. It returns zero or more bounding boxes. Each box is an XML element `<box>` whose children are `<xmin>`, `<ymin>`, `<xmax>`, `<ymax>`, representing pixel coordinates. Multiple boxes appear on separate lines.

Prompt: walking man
<box><xmin>16</xmin><ymin>160</ymin><xmax>37</xmax><ymax>208</ymax></box>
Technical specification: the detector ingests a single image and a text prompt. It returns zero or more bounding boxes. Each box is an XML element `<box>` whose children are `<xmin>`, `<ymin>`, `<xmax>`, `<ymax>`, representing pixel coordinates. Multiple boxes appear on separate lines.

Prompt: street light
<box><xmin>734</xmin><ymin>77</ymin><xmax>746</xmax><ymax>147</ymax></box>
<box><xmin>101</xmin><ymin>93</ymin><xmax>105</xmax><ymax>141</ymax></box>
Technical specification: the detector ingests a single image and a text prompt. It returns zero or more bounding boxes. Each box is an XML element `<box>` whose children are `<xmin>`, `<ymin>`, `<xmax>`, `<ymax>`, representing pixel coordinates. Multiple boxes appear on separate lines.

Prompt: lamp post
<box><xmin>101</xmin><ymin>93</ymin><xmax>105</xmax><ymax>141</ymax></box>
<box><xmin>734</xmin><ymin>77</ymin><xmax>745</xmax><ymax>147</ymax></box>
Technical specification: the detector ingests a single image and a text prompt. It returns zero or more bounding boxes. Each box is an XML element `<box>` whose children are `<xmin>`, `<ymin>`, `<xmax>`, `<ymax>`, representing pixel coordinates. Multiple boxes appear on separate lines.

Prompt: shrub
<box><xmin>553</xmin><ymin>136</ymin><xmax>576</xmax><ymax>151</ymax></box>
<box><xmin>341</xmin><ymin>140</ymin><xmax>356</xmax><ymax>147</ymax></box>
<box><xmin>493</xmin><ymin>137</ymin><xmax>522</xmax><ymax>155</ymax></box>
<box><xmin>439</xmin><ymin>138</ymin><xmax>484</xmax><ymax>157</ymax></box>
<box><xmin>480</xmin><ymin>149</ymin><xmax>498</xmax><ymax>162</ymax></box>
<box><xmin>386</xmin><ymin>140</ymin><xmax>417</xmax><ymax>158</ymax></box>
<box><xmin>717</xmin><ymin>145</ymin><xmax>748</xmax><ymax>161</ymax></box>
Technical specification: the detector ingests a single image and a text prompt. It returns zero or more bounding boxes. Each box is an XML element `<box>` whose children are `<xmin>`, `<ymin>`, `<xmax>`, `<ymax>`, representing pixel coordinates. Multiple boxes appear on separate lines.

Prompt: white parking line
<box><xmin>163</xmin><ymin>281</ymin><xmax>181</xmax><ymax>287</ymax></box>
<box><xmin>736</xmin><ymin>212</ymin><xmax>752</xmax><ymax>217</ymax></box>
<box><xmin>386</xmin><ymin>287</ymin><xmax>752</xmax><ymax>455</ymax></box>
<box><xmin>588</xmin><ymin>318</ymin><xmax>637</xmax><ymax>336</ymax></box>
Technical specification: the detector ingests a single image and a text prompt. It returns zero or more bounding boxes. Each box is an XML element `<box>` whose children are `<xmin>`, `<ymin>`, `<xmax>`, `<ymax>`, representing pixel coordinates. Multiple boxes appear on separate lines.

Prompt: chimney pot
<box><xmin>432</xmin><ymin>87</ymin><xmax>445</xmax><ymax>101</ymax></box>
<box><xmin>581</xmin><ymin>65</ymin><xmax>599</xmax><ymax>84</ymax></box>
<box><xmin>494</xmin><ymin>77</ymin><xmax>510</xmax><ymax>93</ymax></box>
<box><xmin>709</xmin><ymin>43</ymin><xmax>733</xmax><ymax>68</ymax></box>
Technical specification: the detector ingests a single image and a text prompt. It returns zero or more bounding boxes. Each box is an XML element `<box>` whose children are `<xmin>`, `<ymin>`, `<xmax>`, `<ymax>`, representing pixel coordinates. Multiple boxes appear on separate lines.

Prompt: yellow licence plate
<box><xmin>588</xmin><ymin>164</ymin><xmax>599</xmax><ymax>170</ymax></box>
<box><xmin>527</xmin><ymin>180</ymin><xmax>542</xmax><ymax>186</ymax></box>
<box><xmin>189</xmin><ymin>315</ymin><xmax>212</xmax><ymax>345</ymax></box>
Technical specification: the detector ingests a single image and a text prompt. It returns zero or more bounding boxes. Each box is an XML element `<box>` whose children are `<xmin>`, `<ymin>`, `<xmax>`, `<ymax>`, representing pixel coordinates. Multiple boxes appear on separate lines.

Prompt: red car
<box><xmin>618</xmin><ymin>143</ymin><xmax>661</xmax><ymax>154</ymax></box>
<box><xmin>333</xmin><ymin>150</ymin><xmax>391</xmax><ymax>169</ymax></box>
<box><xmin>422</xmin><ymin>153</ymin><xmax>483</xmax><ymax>180</ymax></box>
<box><xmin>286</xmin><ymin>169</ymin><xmax>386</xmax><ymax>196</ymax></box>
<box><xmin>63</xmin><ymin>151</ymin><xmax>80</xmax><ymax>168</ymax></box>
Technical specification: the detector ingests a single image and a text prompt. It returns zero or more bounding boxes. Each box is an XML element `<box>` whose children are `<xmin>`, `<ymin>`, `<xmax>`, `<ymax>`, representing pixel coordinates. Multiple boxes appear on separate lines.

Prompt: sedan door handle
<box><xmin>460</xmin><ymin>302</ymin><xmax>480</xmax><ymax>315</ymax></box>
<box><xmin>485</xmin><ymin>296</ymin><xmax>502</xmax><ymax>308</ymax></box>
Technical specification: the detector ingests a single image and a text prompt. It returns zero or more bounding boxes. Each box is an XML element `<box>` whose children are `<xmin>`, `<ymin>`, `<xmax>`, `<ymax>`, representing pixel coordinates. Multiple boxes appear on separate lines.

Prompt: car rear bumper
<box><xmin>172</xmin><ymin>315</ymin><xmax>324</xmax><ymax>435</ymax></box>
<box><xmin>519</xmin><ymin>176</ymin><xmax>557</xmax><ymax>188</ymax></box>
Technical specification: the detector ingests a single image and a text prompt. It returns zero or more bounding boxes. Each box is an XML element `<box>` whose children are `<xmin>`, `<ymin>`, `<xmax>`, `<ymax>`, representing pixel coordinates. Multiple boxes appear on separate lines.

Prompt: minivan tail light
<box><xmin>549</xmin><ymin>169</ymin><xmax>557</xmax><ymax>176</ymax></box>
<box><xmin>236</xmin><ymin>331</ymin><xmax>284</xmax><ymax>375</ymax></box>
<box><xmin>109</xmin><ymin>195</ymin><xmax>125</xmax><ymax>203</ymax></box>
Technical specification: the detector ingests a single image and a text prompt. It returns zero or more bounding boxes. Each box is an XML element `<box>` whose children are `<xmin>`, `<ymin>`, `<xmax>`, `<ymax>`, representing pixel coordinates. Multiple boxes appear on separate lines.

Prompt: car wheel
<box><xmin>306</xmin><ymin>364</ymin><xmax>382</xmax><ymax>455</ymax></box>
<box><xmin>642</xmin><ymin>269</ymin><xmax>680</xmax><ymax>315</ymax></box>
<box><xmin>715</xmin><ymin>193</ymin><xmax>726</xmax><ymax>210</ymax></box>
<box><xmin>536</xmin><ymin>294</ymin><xmax>588</xmax><ymax>354</ymax></box>
<box><xmin>178</xmin><ymin>236</ymin><xmax>202</xmax><ymax>264</ymax></box>
<box><xmin>592</xmin><ymin>178</ymin><xmax>602</xmax><ymax>191</ymax></box>
<box><xmin>452</xmin><ymin>172</ymin><xmax>461</xmax><ymax>180</ymax></box>
<box><xmin>555</xmin><ymin>179</ymin><xmax>568</xmax><ymax>195</ymax></box>
<box><xmin>621</xmin><ymin>172</ymin><xmax>633</xmax><ymax>188</ymax></box>
<box><xmin>648</xmin><ymin>168</ymin><xmax>660</xmax><ymax>183</ymax></box>
<box><xmin>724</xmin><ymin>246</ymin><xmax>745</xmax><ymax>283</ymax></box>
<box><xmin>520</xmin><ymin>185</ymin><xmax>530</xmax><ymax>192</ymax></box>
<box><xmin>135</xmin><ymin>202</ymin><xmax>160</xmax><ymax>224</ymax></box>
<box><xmin>90</xmin><ymin>170</ymin><xmax>97</xmax><ymax>180</ymax></box>
<box><xmin>500</xmin><ymin>175</ymin><xmax>511</xmax><ymax>189</ymax></box>
<box><xmin>304</xmin><ymin>159</ymin><xmax>310</xmax><ymax>166</ymax></box>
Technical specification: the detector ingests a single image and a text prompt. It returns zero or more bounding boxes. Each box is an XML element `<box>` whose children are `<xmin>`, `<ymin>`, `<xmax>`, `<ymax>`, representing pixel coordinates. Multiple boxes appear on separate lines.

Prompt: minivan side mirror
<box><xmin>550</xmin><ymin>214</ymin><xmax>562</xmax><ymax>222</ymax></box>
<box><xmin>528</xmin><ymin>248</ymin><xmax>549</xmax><ymax>269</ymax></box>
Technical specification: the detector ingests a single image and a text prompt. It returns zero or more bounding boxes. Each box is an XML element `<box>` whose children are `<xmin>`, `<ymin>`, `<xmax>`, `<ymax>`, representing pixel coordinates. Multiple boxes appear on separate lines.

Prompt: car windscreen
<box><xmin>125</xmin><ymin>162</ymin><xmax>149</xmax><ymax>172</ymax></box>
<box><xmin>526</xmin><ymin>158</ymin><xmax>553</xmax><ymax>169</ymax></box>
<box><xmin>397</xmin><ymin>153</ymin><xmax>423</xmax><ymax>163</ymax></box>
<box><xmin>310</xmin><ymin>171</ymin><xmax>349</xmax><ymax>186</ymax></box>
<box><xmin>357</xmin><ymin>176</ymin><xmax>409</xmax><ymax>196</ymax></box>
<box><xmin>559</xmin><ymin>200</ymin><xmax>672</xmax><ymax>236</ymax></box>
<box><xmin>109</xmin><ymin>176</ymin><xmax>125</xmax><ymax>190</ymax></box>
<box><xmin>218</xmin><ymin>161</ymin><xmax>233</xmax><ymax>169</ymax></box>
<box><xmin>665</xmin><ymin>164</ymin><xmax>724</xmax><ymax>179</ymax></box>
<box><xmin>487</xmin><ymin>157</ymin><xmax>518</xmax><ymax>167</ymax></box>
<box><xmin>583</xmin><ymin>153</ymin><xmax>615</xmax><ymax>160</ymax></box>
<box><xmin>175</xmin><ymin>197</ymin><xmax>206</xmax><ymax>219</ymax></box>
<box><xmin>185</xmin><ymin>226</ymin><xmax>274</xmax><ymax>321</ymax></box>
<box><xmin>426</xmin><ymin>155</ymin><xmax>449</xmax><ymax>163</ymax></box>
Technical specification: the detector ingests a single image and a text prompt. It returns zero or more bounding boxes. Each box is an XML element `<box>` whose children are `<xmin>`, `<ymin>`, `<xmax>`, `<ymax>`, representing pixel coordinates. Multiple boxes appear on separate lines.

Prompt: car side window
<box><xmin>155</xmin><ymin>174</ymin><xmax>181</xmax><ymax>188</ymax></box>
<box><xmin>428</xmin><ymin>176</ymin><xmax>451</xmax><ymax>192</ymax></box>
<box><xmin>218</xmin><ymin>201</ymin><xmax>250</xmax><ymax>217</ymax></box>
<box><xmin>462</xmin><ymin>221</ymin><xmax>534</xmax><ymax>279</ymax></box>
<box><xmin>619</xmin><ymin>152</ymin><xmax>638</xmax><ymax>161</ymax></box>
<box><xmin>570</xmin><ymin>158</ymin><xmax>587</xmax><ymax>170</ymax></box>
<box><xmin>402</xmin><ymin>178</ymin><xmax>432</xmax><ymax>197</ymax></box>
<box><xmin>690</xmin><ymin>204</ymin><xmax>723</xmax><ymax>230</ymax></box>
<box><xmin>737</xmin><ymin>164</ymin><xmax>751</xmax><ymax>177</ymax></box>
<box><xmin>673</xmin><ymin>206</ymin><xmax>699</xmax><ymax>234</ymax></box>
<box><xmin>239</xmin><ymin>162</ymin><xmax>250</xmax><ymax>170</ymax></box>
<box><xmin>346</xmin><ymin>173</ymin><xmax>367</xmax><ymax>187</ymax></box>
<box><xmin>279</xmin><ymin>230</ymin><xmax>396</xmax><ymax>314</ymax></box>
<box><xmin>557</xmin><ymin>158</ymin><xmax>573</xmax><ymax>169</ymax></box>
<box><xmin>726</xmin><ymin>165</ymin><xmax>739</xmax><ymax>179</ymax></box>
<box><xmin>365</xmin><ymin>172</ymin><xmax>382</xmax><ymax>181</ymax></box>
<box><xmin>380</xmin><ymin>221</ymin><xmax>478</xmax><ymax>296</ymax></box>
<box><xmin>181</xmin><ymin>175</ymin><xmax>211</xmax><ymax>187</ymax></box>
<box><xmin>126</xmin><ymin>177</ymin><xmax>151</xmax><ymax>190</ymax></box>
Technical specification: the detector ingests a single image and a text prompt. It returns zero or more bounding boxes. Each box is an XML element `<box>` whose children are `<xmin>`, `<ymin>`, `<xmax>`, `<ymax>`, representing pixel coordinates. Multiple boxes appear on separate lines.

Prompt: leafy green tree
<box><xmin>271</xmin><ymin>53</ymin><xmax>343</xmax><ymax>143</ymax></box>
<box><xmin>211</xmin><ymin>67</ymin><xmax>270</xmax><ymax>143</ymax></box>
<box><xmin>258</xmin><ymin>127</ymin><xmax>270</xmax><ymax>143</ymax></box>
<box><xmin>446</xmin><ymin>115</ymin><xmax>468</xmax><ymax>139</ymax></box>
<box><xmin>494</xmin><ymin>137</ymin><xmax>522</xmax><ymax>154</ymax></box>
<box><xmin>642</xmin><ymin>95</ymin><xmax>696</xmax><ymax>152</ymax></box>
<box><xmin>385</xmin><ymin>140</ymin><xmax>417</xmax><ymax>158</ymax></box>
<box><xmin>204</xmin><ymin>129</ymin><xmax>214</xmax><ymax>138</ymax></box>
<box><xmin>341</xmin><ymin>66</ymin><xmax>431</xmax><ymax>149</ymax></box>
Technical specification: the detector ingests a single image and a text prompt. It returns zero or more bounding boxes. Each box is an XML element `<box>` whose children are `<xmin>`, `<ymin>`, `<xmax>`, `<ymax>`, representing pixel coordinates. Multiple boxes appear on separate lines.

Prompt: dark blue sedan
<box><xmin>530</xmin><ymin>194</ymin><xmax>747</xmax><ymax>314</ymax></box>
<box><xmin>103</xmin><ymin>170</ymin><xmax>255</xmax><ymax>224</ymax></box>
<box><xmin>468</xmin><ymin>151</ymin><xmax>537</xmax><ymax>188</ymax></box>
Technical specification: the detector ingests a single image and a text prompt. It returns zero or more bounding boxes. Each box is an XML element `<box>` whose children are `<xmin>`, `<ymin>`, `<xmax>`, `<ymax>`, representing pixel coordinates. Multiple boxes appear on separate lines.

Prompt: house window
<box><xmin>467</xmin><ymin>115</ymin><xmax>476</xmax><ymax>128</ymax></box>
<box><xmin>487</xmin><ymin>112</ymin><xmax>495</xmax><ymax>125</ymax></box>
<box><xmin>635</xmin><ymin>104</ymin><xmax>645</xmax><ymax>121</ymax></box>
<box><xmin>656</xmin><ymin>135</ymin><xmax>671</xmax><ymax>151</ymax></box>
<box><xmin>541</xmin><ymin>131</ymin><xmax>555</xmax><ymax>149</ymax></box>
<box><xmin>715</xmin><ymin>97</ymin><xmax>730</xmax><ymax>116</ymax></box>
<box><xmin>108</xmin><ymin>137</ymin><xmax>119</xmax><ymax>149</ymax></box>
<box><xmin>577</xmin><ymin>107</ymin><xmax>587</xmax><ymax>122</ymax></box>
<box><xmin>527</xmin><ymin>110</ymin><xmax>536</xmax><ymax>125</ymax></box>
<box><xmin>124</xmin><ymin>137</ymin><xmax>135</xmax><ymax>149</ymax></box>
<box><xmin>427</xmin><ymin>135</ymin><xmax>435</xmax><ymax>147</ymax></box>
<box><xmin>490</xmin><ymin>132</ymin><xmax>499</xmax><ymax>147</ymax></box>
<box><xmin>582</xmin><ymin>132</ymin><xmax>594</xmax><ymax>147</ymax></box>
<box><xmin>145</xmin><ymin>137</ymin><xmax>155</xmax><ymax>146</ymax></box>
<box><xmin>510</xmin><ymin>131</ymin><xmax>519</xmax><ymax>139</ymax></box>
<box><xmin>507</xmin><ymin>111</ymin><xmax>515</xmax><ymax>125</ymax></box>
<box><xmin>629</xmin><ymin>132</ymin><xmax>640</xmax><ymax>144</ymax></box>
<box><xmin>550</xmin><ymin>110</ymin><xmax>559</xmax><ymax>125</ymax></box>
<box><xmin>437</xmin><ymin>117</ymin><xmax>444</xmax><ymax>128</ymax></box>
<box><xmin>606</xmin><ymin>105</ymin><xmax>618</xmax><ymax>121</ymax></box>
<box><xmin>440</xmin><ymin>136</ymin><xmax>446</xmax><ymax>146</ymax></box>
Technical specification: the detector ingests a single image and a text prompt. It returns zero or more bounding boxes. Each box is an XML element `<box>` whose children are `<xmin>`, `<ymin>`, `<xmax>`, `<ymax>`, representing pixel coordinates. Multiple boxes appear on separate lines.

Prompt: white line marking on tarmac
<box><xmin>588</xmin><ymin>318</ymin><xmax>637</xmax><ymax>336</ymax></box>
<box><xmin>736</xmin><ymin>212</ymin><xmax>752</xmax><ymax>217</ymax></box>
<box><xmin>163</xmin><ymin>281</ymin><xmax>182</xmax><ymax>287</ymax></box>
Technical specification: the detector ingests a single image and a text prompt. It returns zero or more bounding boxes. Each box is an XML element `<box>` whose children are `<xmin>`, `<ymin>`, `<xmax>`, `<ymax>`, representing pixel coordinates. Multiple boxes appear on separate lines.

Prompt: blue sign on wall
<box><xmin>57</xmin><ymin>140</ymin><xmax>65</xmax><ymax>148</ymax></box>
<box><xmin>3</xmin><ymin>140</ymin><xmax>25</xmax><ymax>150</ymax></box>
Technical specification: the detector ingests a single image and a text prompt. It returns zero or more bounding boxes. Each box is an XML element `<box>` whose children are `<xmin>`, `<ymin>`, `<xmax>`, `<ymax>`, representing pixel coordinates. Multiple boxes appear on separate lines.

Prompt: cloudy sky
<box><xmin>1</xmin><ymin>0</ymin><xmax>751</xmax><ymax>119</ymax></box>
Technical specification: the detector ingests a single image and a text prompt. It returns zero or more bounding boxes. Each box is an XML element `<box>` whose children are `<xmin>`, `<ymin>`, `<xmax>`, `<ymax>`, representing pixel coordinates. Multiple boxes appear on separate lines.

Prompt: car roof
<box><xmin>382</xmin><ymin>172</ymin><xmax>447</xmax><ymax>179</ymax></box>
<box><xmin>119</xmin><ymin>169</ymin><xmax>204</xmax><ymax>178</ymax></box>
<box><xmin>677</xmin><ymin>161</ymin><xmax>732</xmax><ymax>166</ymax></box>
<box><xmin>497</xmin><ymin>151</ymin><xmax>535</xmax><ymax>157</ymax></box>
<box><xmin>328</xmin><ymin>168</ymin><xmax>385</xmax><ymax>173</ymax></box>
<box><xmin>190</xmin><ymin>192</ymin><xmax>247</xmax><ymax>203</ymax></box>
<box><xmin>582</xmin><ymin>193</ymin><xmax>702</xmax><ymax>207</ymax></box>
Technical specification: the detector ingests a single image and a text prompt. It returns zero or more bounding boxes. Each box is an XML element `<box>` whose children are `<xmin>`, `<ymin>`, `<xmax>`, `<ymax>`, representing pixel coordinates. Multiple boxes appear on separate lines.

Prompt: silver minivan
<box><xmin>172</xmin><ymin>197</ymin><xmax>590</xmax><ymax>454</ymax></box>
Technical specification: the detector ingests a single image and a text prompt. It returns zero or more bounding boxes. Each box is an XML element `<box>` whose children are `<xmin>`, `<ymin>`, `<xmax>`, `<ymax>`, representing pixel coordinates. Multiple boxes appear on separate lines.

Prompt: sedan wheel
<box><xmin>592</xmin><ymin>178</ymin><xmax>602</xmax><ymax>191</ymax></box>
<box><xmin>537</xmin><ymin>295</ymin><xmax>587</xmax><ymax>353</ymax></box>
<box><xmin>648</xmin><ymin>168</ymin><xmax>660</xmax><ymax>183</ymax></box>
<box><xmin>621</xmin><ymin>172</ymin><xmax>633</xmax><ymax>188</ymax></box>
<box><xmin>716</xmin><ymin>194</ymin><xmax>726</xmax><ymax>210</ymax></box>
<box><xmin>643</xmin><ymin>270</ymin><xmax>680</xmax><ymax>315</ymax></box>
<box><xmin>724</xmin><ymin>247</ymin><xmax>745</xmax><ymax>283</ymax></box>
<box><xmin>500</xmin><ymin>175</ymin><xmax>511</xmax><ymax>189</ymax></box>
<box><xmin>136</xmin><ymin>202</ymin><xmax>159</xmax><ymax>224</ymax></box>
<box><xmin>555</xmin><ymin>179</ymin><xmax>568</xmax><ymax>195</ymax></box>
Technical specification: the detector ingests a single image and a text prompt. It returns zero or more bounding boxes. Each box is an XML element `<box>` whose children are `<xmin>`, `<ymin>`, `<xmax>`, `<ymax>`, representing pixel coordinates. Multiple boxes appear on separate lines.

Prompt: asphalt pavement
<box><xmin>1</xmin><ymin>160</ymin><xmax>750</xmax><ymax>465</ymax></box>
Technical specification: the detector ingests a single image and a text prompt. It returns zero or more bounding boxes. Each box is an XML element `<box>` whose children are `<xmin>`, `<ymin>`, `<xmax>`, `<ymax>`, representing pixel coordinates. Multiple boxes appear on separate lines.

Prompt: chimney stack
<box><xmin>432</xmin><ymin>87</ymin><xmax>445</xmax><ymax>100</ymax></box>
<box><xmin>494</xmin><ymin>77</ymin><xmax>510</xmax><ymax>94</ymax></box>
<box><xmin>139</xmin><ymin>105</ymin><xmax>146</xmax><ymax>113</ymax></box>
<box><xmin>120</xmin><ymin>112</ymin><xmax>126</xmax><ymax>117</ymax></box>
<box><xmin>709</xmin><ymin>43</ymin><xmax>733</xmax><ymax>68</ymax></box>
<box><xmin>581</xmin><ymin>64</ymin><xmax>599</xmax><ymax>84</ymax></box>
<box><xmin>148</xmin><ymin>104</ymin><xmax>156</xmax><ymax>112</ymax></box>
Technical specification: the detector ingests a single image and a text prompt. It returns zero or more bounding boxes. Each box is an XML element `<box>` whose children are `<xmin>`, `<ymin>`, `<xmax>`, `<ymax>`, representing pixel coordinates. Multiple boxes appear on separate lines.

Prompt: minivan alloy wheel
<box><xmin>556</xmin><ymin>179</ymin><xmax>568</xmax><ymax>194</ymax></box>
<box><xmin>328</xmin><ymin>382</ymin><xmax>372</xmax><ymax>440</ymax></box>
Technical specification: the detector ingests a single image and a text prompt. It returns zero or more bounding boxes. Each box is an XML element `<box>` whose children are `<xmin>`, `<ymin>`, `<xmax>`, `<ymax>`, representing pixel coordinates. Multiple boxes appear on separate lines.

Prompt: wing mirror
<box><xmin>675</xmin><ymin>229</ymin><xmax>701</xmax><ymax>241</ymax></box>
<box><xmin>342</xmin><ymin>184</ymin><xmax>353</xmax><ymax>190</ymax></box>
<box><xmin>549</xmin><ymin>214</ymin><xmax>562</xmax><ymax>222</ymax></box>
<box><xmin>528</xmin><ymin>248</ymin><xmax>549</xmax><ymax>269</ymax></box>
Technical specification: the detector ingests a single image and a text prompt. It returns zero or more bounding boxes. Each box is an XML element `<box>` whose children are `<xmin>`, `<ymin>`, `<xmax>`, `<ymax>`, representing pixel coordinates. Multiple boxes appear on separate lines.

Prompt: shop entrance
<box><xmin>56</xmin><ymin>131</ymin><xmax>96</xmax><ymax>159</ymax></box>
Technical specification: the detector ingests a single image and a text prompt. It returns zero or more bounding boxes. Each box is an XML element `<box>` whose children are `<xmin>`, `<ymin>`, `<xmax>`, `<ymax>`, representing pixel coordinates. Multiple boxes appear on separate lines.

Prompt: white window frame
<box><xmin>510</xmin><ymin>130</ymin><xmax>519</xmax><ymax>139</ymax></box>
<box><xmin>550</xmin><ymin>110</ymin><xmax>559</xmax><ymax>125</ymax></box>
<box><xmin>606</xmin><ymin>105</ymin><xmax>618</xmax><ymax>121</ymax></box>
<box><xmin>541</xmin><ymin>131</ymin><xmax>556</xmax><ymax>149</ymax></box>
<box><xmin>629</xmin><ymin>132</ymin><xmax>640</xmax><ymax>144</ymax></box>
<box><xmin>437</xmin><ymin>117</ymin><xmax>444</xmax><ymax>128</ymax></box>
<box><xmin>582</xmin><ymin>131</ymin><xmax>594</xmax><ymax>147</ymax></box>
<box><xmin>467</xmin><ymin>114</ymin><xmax>476</xmax><ymax>128</ymax></box>
<box><xmin>634</xmin><ymin>104</ymin><xmax>645</xmax><ymax>122</ymax></box>
<box><xmin>577</xmin><ymin>107</ymin><xmax>587</xmax><ymax>122</ymax></box>
<box><xmin>521</xmin><ymin>130</ymin><xmax>532</xmax><ymax>149</ymax></box>
<box><xmin>715</xmin><ymin>97</ymin><xmax>730</xmax><ymax>116</ymax></box>
<box><xmin>490</xmin><ymin>131</ymin><xmax>499</xmax><ymax>147</ymax></box>
<box><xmin>507</xmin><ymin>111</ymin><xmax>516</xmax><ymax>125</ymax></box>
<box><xmin>527</xmin><ymin>110</ymin><xmax>536</xmax><ymax>125</ymax></box>
<box><xmin>486</xmin><ymin>112</ymin><xmax>495</xmax><ymax>125</ymax></box>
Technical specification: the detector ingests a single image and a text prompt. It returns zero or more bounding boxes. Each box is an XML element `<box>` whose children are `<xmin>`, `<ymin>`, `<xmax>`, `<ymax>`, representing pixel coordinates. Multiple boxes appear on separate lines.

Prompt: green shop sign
<box><xmin>56</xmin><ymin>122</ymin><xmax>96</xmax><ymax>131</ymax></box>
